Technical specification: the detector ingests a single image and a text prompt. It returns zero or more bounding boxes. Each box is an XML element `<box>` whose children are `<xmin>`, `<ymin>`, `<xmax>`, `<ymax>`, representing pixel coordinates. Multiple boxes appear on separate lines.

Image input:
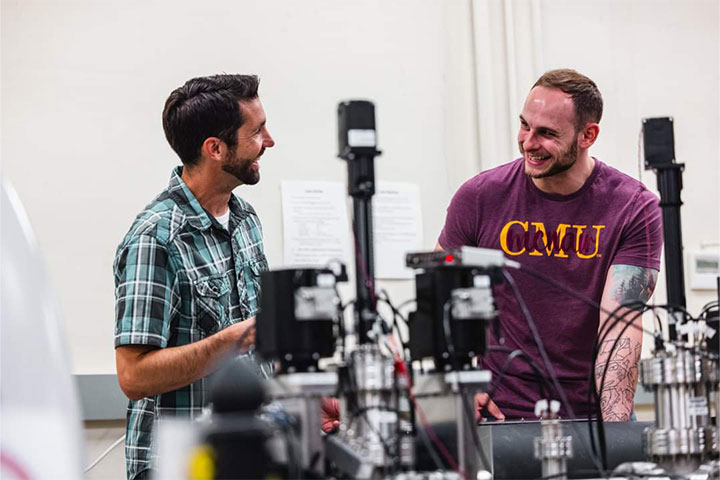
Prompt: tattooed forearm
<box><xmin>609</xmin><ymin>266</ymin><xmax>658</xmax><ymax>307</ymax></box>
<box><xmin>596</xmin><ymin>265</ymin><xmax>658</xmax><ymax>421</ymax></box>
<box><xmin>595</xmin><ymin>336</ymin><xmax>642</xmax><ymax>421</ymax></box>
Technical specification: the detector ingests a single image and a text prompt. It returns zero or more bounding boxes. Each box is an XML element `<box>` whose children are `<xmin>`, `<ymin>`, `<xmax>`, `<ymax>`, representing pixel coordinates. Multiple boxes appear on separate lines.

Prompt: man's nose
<box><xmin>521</xmin><ymin>131</ymin><xmax>539</xmax><ymax>151</ymax></box>
<box><xmin>264</xmin><ymin>130</ymin><xmax>275</xmax><ymax>148</ymax></box>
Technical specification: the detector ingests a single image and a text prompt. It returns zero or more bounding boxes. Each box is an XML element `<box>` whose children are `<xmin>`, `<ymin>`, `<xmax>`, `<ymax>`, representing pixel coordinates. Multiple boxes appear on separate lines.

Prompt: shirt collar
<box><xmin>167</xmin><ymin>166</ymin><xmax>251</xmax><ymax>231</ymax></box>
<box><xmin>167</xmin><ymin>166</ymin><xmax>212</xmax><ymax>230</ymax></box>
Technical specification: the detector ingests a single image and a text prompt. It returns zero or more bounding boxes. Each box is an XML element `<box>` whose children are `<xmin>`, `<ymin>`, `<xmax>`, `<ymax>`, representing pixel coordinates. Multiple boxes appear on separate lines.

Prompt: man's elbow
<box><xmin>117</xmin><ymin>368</ymin><xmax>147</xmax><ymax>401</ymax></box>
<box><xmin>116</xmin><ymin>345</ymin><xmax>156</xmax><ymax>400</ymax></box>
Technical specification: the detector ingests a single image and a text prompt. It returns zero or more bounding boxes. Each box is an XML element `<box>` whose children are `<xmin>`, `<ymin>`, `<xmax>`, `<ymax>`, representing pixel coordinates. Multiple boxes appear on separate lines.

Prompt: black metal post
<box><xmin>347</xmin><ymin>156</ymin><xmax>378</xmax><ymax>344</ymax></box>
<box><xmin>653</xmin><ymin>163</ymin><xmax>686</xmax><ymax>341</ymax></box>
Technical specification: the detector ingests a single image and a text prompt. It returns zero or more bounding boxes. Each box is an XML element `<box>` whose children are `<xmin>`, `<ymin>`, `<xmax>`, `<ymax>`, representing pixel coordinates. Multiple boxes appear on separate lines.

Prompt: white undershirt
<box><xmin>214</xmin><ymin>210</ymin><xmax>230</xmax><ymax>230</ymax></box>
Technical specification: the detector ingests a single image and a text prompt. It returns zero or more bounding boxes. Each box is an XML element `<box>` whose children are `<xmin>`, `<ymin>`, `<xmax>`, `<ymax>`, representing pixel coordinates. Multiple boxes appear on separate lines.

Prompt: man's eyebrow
<box><xmin>519</xmin><ymin>115</ymin><xmax>560</xmax><ymax>134</ymax></box>
<box><xmin>539</xmin><ymin>125</ymin><xmax>559</xmax><ymax>133</ymax></box>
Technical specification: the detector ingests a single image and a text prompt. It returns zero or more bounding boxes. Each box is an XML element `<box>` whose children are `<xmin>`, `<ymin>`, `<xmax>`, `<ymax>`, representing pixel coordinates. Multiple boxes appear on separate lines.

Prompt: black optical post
<box><xmin>643</xmin><ymin>117</ymin><xmax>686</xmax><ymax>341</ymax></box>
<box><xmin>337</xmin><ymin>100</ymin><xmax>382</xmax><ymax>344</ymax></box>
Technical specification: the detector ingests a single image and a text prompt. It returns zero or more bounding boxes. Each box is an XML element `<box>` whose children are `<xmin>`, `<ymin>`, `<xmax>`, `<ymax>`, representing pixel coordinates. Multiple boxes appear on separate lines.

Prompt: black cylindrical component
<box><xmin>347</xmin><ymin>155</ymin><xmax>375</xmax><ymax>198</ymax></box>
<box><xmin>655</xmin><ymin>163</ymin><xmax>686</xmax><ymax>341</ymax></box>
<box><xmin>205</xmin><ymin>360</ymin><xmax>275</xmax><ymax>479</ymax></box>
<box><xmin>338</xmin><ymin>100</ymin><xmax>381</xmax><ymax>345</ymax></box>
<box><xmin>208</xmin><ymin>357</ymin><xmax>266</xmax><ymax>414</ymax></box>
<box><xmin>414</xmin><ymin>420</ymin><xmax>652</xmax><ymax>478</ymax></box>
<box><xmin>350</xmin><ymin>173</ymin><xmax>376</xmax><ymax>344</ymax></box>
<box><xmin>337</xmin><ymin>100</ymin><xmax>378</xmax><ymax>161</ymax></box>
<box><xmin>205</xmin><ymin>416</ymin><xmax>274</xmax><ymax>479</ymax></box>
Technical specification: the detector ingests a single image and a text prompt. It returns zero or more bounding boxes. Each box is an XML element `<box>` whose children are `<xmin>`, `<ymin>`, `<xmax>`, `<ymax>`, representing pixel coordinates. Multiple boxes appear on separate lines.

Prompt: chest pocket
<box><xmin>193</xmin><ymin>274</ymin><xmax>231</xmax><ymax>335</ymax></box>
<box><xmin>237</xmin><ymin>255</ymin><xmax>268</xmax><ymax>318</ymax></box>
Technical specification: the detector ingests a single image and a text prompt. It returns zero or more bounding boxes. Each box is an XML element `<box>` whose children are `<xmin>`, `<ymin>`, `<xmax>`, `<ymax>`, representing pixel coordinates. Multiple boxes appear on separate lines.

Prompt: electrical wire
<box><xmin>517</xmin><ymin>261</ymin><xmax>700</xmax><ymax>473</ymax></box>
<box><xmin>501</xmin><ymin>269</ymin><xmax>607</xmax><ymax>476</ymax></box>
<box><xmin>264</xmin><ymin>404</ymin><xmax>303</xmax><ymax>478</ymax></box>
<box><xmin>587</xmin><ymin>302</ymin><xmax>700</xmax><ymax>470</ymax></box>
<box><xmin>394</xmin><ymin>298</ymin><xmax>417</xmax><ymax>311</ymax></box>
<box><xmin>377</xmin><ymin>290</ymin><xmax>411</xmax><ymax>327</ymax></box>
<box><xmin>484</xmin><ymin>347</ymin><xmax>552</xmax><ymax>402</ymax></box>
<box><xmin>590</xmin><ymin>306</ymin><xmax>648</xmax><ymax>471</ymax></box>
<box><xmin>441</xmin><ymin>300</ymin><xmax>492</xmax><ymax>472</ymax></box>
<box><xmin>518</xmin><ymin>264</ymin><xmax>687</xmax><ymax>338</ymax></box>
<box><xmin>345</xmin><ymin>406</ymin><xmax>398</xmax><ymax>460</ymax></box>
<box><xmin>377</xmin><ymin>289</ymin><xmax>411</xmax><ymax>349</ymax></box>
<box><xmin>585</xmin><ymin>302</ymin><xmax>647</xmax><ymax>468</ymax></box>
<box><xmin>84</xmin><ymin>434</ymin><xmax>126</xmax><ymax>473</ymax></box>
<box><xmin>514</xmin><ymin>268</ymin><xmax>692</xmax><ymax>473</ymax></box>
<box><xmin>698</xmin><ymin>300</ymin><xmax>719</xmax><ymax>319</ymax></box>
<box><xmin>342</xmin><ymin>331</ymin><xmax>403</xmax><ymax>474</ymax></box>
<box><xmin>404</xmin><ymin>370</ymin><xmax>465</xmax><ymax>477</ymax></box>
<box><xmin>589</xmin><ymin>302</ymin><xmax>701</xmax><ymax>470</ymax></box>
<box><xmin>415</xmin><ymin>414</ymin><xmax>445</xmax><ymax>471</ymax></box>
<box><xmin>598</xmin><ymin>309</ymin><xmax>646</xmax><ymax>468</ymax></box>
<box><xmin>379</xmin><ymin>292</ymin><xmax>458</xmax><ymax>475</ymax></box>
<box><xmin>380</xmin><ymin>316</ymin><xmax>464</xmax><ymax>476</ymax></box>
<box><xmin>652</xmin><ymin>310</ymin><xmax>664</xmax><ymax>335</ymax></box>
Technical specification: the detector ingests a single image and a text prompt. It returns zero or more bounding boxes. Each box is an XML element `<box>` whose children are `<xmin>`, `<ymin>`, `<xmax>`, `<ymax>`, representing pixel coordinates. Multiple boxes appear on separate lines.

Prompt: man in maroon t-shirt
<box><xmin>437</xmin><ymin>69</ymin><xmax>662</xmax><ymax>421</ymax></box>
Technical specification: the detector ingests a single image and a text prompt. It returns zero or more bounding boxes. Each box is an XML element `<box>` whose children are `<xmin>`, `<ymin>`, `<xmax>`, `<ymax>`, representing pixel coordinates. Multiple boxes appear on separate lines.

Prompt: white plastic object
<box><xmin>0</xmin><ymin>179</ymin><xmax>84</xmax><ymax>479</ymax></box>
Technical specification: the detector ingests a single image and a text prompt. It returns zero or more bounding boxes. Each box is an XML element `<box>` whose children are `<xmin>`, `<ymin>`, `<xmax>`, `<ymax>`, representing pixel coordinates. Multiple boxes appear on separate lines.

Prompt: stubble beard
<box><xmin>222</xmin><ymin>146</ymin><xmax>264</xmax><ymax>186</ymax></box>
<box><xmin>524</xmin><ymin>136</ymin><xmax>578</xmax><ymax>180</ymax></box>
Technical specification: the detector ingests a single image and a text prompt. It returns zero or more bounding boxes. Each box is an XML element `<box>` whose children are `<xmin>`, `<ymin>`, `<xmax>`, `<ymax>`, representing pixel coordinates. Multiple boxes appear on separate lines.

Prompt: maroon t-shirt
<box><xmin>438</xmin><ymin>158</ymin><xmax>662</xmax><ymax>419</ymax></box>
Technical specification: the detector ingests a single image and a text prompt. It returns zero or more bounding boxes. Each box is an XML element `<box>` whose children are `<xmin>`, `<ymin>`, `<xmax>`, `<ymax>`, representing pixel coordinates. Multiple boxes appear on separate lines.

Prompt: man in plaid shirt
<box><xmin>113</xmin><ymin>74</ymin><xmax>275</xmax><ymax>479</ymax></box>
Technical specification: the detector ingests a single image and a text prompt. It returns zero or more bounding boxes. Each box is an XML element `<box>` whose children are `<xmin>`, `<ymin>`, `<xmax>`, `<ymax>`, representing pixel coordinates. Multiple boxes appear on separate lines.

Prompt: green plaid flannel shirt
<box><xmin>113</xmin><ymin>167</ymin><xmax>268</xmax><ymax>480</ymax></box>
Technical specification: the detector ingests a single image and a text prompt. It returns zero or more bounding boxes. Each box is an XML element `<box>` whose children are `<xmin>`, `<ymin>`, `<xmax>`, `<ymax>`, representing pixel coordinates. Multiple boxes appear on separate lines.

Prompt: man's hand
<box><xmin>474</xmin><ymin>392</ymin><xmax>505</xmax><ymax>421</ymax></box>
<box><xmin>321</xmin><ymin>397</ymin><xmax>340</xmax><ymax>433</ymax></box>
<box><xmin>116</xmin><ymin>316</ymin><xmax>258</xmax><ymax>401</ymax></box>
<box><xmin>223</xmin><ymin>316</ymin><xmax>256</xmax><ymax>351</ymax></box>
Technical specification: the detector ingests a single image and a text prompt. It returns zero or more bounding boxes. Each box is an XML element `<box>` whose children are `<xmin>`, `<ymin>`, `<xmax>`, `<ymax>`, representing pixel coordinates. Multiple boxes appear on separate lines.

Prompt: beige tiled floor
<box><xmin>84</xmin><ymin>420</ymin><xmax>126</xmax><ymax>480</ymax></box>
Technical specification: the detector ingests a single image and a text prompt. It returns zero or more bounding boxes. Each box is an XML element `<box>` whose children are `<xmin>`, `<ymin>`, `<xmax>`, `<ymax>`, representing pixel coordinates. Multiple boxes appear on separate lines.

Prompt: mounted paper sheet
<box><xmin>281</xmin><ymin>181</ymin><xmax>351</xmax><ymax>267</ymax></box>
<box><xmin>373</xmin><ymin>181</ymin><xmax>423</xmax><ymax>279</ymax></box>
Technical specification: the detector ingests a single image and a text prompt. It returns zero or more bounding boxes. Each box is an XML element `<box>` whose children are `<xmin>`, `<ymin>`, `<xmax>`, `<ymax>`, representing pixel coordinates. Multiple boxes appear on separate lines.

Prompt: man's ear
<box><xmin>578</xmin><ymin>123</ymin><xmax>600</xmax><ymax>149</ymax></box>
<box><xmin>201</xmin><ymin>137</ymin><xmax>226</xmax><ymax>163</ymax></box>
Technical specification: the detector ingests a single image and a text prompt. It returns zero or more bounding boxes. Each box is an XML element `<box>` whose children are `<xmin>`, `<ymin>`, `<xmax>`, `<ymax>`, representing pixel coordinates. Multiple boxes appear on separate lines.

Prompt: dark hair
<box><xmin>533</xmin><ymin>69</ymin><xmax>603</xmax><ymax>129</ymax></box>
<box><xmin>162</xmin><ymin>74</ymin><xmax>260</xmax><ymax>165</ymax></box>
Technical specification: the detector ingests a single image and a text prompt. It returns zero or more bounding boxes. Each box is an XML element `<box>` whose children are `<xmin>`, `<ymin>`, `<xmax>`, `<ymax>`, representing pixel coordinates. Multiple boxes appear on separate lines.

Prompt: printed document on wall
<box><xmin>281</xmin><ymin>181</ymin><xmax>351</xmax><ymax>268</ymax></box>
<box><xmin>373</xmin><ymin>181</ymin><xmax>423</xmax><ymax>279</ymax></box>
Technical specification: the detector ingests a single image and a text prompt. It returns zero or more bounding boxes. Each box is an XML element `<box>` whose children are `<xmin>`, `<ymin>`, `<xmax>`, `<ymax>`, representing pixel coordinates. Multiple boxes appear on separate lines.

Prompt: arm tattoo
<box><xmin>609</xmin><ymin>265</ymin><xmax>658</xmax><ymax>306</ymax></box>
<box><xmin>596</xmin><ymin>266</ymin><xmax>656</xmax><ymax>421</ymax></box>
<box><xmin>595</xmin><ymin>337</ymin><xmax>642</xmax><ymax>421</ymax></box>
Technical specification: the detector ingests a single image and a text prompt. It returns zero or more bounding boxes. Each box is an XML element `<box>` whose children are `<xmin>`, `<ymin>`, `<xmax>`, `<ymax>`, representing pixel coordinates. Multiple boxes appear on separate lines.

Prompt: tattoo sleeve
<box><xmin>608</xmin><ymin>264</ymin><xmax>658</xmax><ymax>306</ymax></box>
<box><xmin>596</xmin><ymin>265</ymin><xmax>658</xmax><ymax>421</ymax></box>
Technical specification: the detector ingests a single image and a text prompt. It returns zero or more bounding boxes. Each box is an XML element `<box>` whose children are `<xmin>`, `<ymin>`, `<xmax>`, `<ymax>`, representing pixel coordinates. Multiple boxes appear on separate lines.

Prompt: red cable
<box><xmin>395</xmin><ymin>359</ymin><xmax>467</xmax><ymax>479</ymax></box>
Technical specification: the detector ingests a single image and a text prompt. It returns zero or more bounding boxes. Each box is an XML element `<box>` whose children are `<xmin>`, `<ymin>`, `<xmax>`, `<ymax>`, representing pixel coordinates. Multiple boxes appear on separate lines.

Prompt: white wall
<box><xmin>1</xmin><ymin>0</ymin><xmax>479</xmax><ymax>374</ymax></box>
<box><xmin>538</xmin><ymin>0</ymin><xmax>720</xmax><ymax>340</ymax></box>
<box><xmin>2</xmin><ymin>0</ymin><xmax>717</xmax><ymax>375</ymax></box>
<box><xmin>468</xmin><ymin>0</ymin><xmax>719</xmax><ymax>350</ymax></box>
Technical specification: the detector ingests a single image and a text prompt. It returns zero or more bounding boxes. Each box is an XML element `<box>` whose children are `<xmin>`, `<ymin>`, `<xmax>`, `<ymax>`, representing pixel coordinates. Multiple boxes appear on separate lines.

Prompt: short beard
<box><xmin>222</xmin><ymin>146</ymin><xmax>263</xmax><ymax>185</ymax></box>
<box><xmin>524</xmin><ymin>137</ymin><xmax>578</xmax><ymax>179</ymax></box>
